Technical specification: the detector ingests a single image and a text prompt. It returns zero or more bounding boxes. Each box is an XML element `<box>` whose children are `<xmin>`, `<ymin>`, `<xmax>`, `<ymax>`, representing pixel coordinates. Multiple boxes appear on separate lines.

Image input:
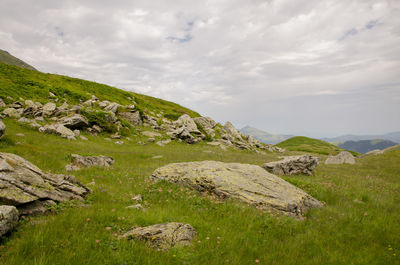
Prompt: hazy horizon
<box><xmin>1</xmin><ymin>0</ymin><xmax>399</xmax><ymax>137</ymax></box>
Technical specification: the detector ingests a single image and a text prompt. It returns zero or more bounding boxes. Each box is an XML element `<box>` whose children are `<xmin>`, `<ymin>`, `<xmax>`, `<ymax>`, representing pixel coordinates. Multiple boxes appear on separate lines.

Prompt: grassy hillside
<box><xmin>0</xmin><ymin>119</ymin><xmax>399</xmax><ymax>264</ymax></box>
<box><xmin>0</xmin><ymin>63</ymin><xmax>199</xmax><ymax>119</ymax></box>
<box><xmin>276</xmin><ymin>136</ymin><xmax>356</xmax><ymax>155</ymax></box>
<box><xmin>0</xmin><ymin>50</ymin><xmax>36</xmax><ymax>71</ymax></box>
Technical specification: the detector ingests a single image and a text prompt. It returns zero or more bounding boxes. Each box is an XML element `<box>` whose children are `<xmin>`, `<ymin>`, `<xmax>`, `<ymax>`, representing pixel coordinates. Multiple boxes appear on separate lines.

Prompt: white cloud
<box><xmin>0</xmin><ymin>0</ymin><xmax>399</xmax><ymax>136</ymax></box>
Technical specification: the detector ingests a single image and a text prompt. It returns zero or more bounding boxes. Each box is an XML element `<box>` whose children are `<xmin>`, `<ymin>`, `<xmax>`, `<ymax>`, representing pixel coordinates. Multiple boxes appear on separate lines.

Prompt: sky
<box><xmin>0</xmin><ymin>0</ymin><xmax>399</xmax><ymax>138</ymax></box>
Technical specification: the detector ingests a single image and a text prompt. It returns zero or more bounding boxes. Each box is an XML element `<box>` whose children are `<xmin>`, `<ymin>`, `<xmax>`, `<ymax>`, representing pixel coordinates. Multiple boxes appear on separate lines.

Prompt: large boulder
<box><xmin>39</xmin><ymin>124</ymin><xmax>76</xmax><ymax>139</ymax></box>
<box><xmin>122</xmin><ymin>222</ymin><xmax>196</xmax><ymax>250</ymax></box>
<box><xmin>0</xmin><ymin>152</ymin><xmax>90</xmax><ymax>215</ymax></box>
<box><xmin>325</xmin><ymin>151</ymin><xmax>355</xmax><ymax>165</ymax></box>
<box><xmin>119</xmin><ymin>111</ymin><xmax>142</xmax><ymax>126</ymax></box>
<box><xmin>0</xmin><ymin>120</ymin><xmax>5</xmax><ymax>138</ymax></box>
<box><xmin>59</xmin><ymin>114</ymin><xmax>89</xmax><ymax>129</ymax></box>
<box><xmin>262</xmin><ymin>155</ymin><xmax>319</xmax><ymax>176</ymax></box>
<box><xmin>174</xmin><ymin>114</ymin><xmax>201</xmax><ymax>135</ymax></box>
<box><xmin>66</xmin><ymin>154</ymin><xmax>114</xmax><ymax>171</ymax></box>
<box><xmin>0</xmin><ymin>205</ymin><xmax>19</xmax><ymax>237</ymax></box>
<box><xmin>193</xmin><ymin>117</ymin><xmax>216</xmax><ymax>130</ymax></box>
<box><xmin>42</xmin><ymin>102</ymin><xmax>57</xmax><ymax>117</ymax></box>
<box><xmin>2</xmin><ymin>108</ymin><xmax>21</xmax><ymax>118</ymax></box>
<box><xmin>151</xmin><ymin>161</ymin><xmax>322</xmax><ymax>216</ymax></box>
<box><xmin>104</xmin><ymin>102</ymin><xmax>120</xmax><ymax>113</ymax></box>
<box><xmin>223</xmin><ymin>121</ymin><xmax>243</xmax><ymax>140</ymax></box>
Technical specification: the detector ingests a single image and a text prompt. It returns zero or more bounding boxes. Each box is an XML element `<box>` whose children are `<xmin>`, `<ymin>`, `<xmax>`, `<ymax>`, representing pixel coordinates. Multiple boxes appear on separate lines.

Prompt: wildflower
<box><xmin>117</xmin><ymin>217</ymin><xmax>121</xmax><ymax>220</ymax></box>
<box><xmin>95</xmin><ymin>240</ymin><xmax>100</xmax><ymax>243</ymax></box>
<box><xmin>172</xmin><ymin>254</ymin><xmax>176</xmax><ymax>257</ymax></box>
<box><xmin>112</xmin><ymin>209</ymin><xmax>116</xmax><ymax>212</ymax></box>
<box><xmin>389</xmin><ymin>248</ymin><xmax>393</xmax><ymax>251</ymax></box>
<box><xmin>152</xmin><ymin>237</ymin><xmax>156</xmax><ymax>240</ymax></box>
<box><xmin>206</xmin><ymin>237</ymin><xmax>210</xmax><ymax>240</ymax></box>
<box><xmin>255</xmin><ymin>259</ymin><xmax>260</xmax><ymax>263</ymax></box>
<box><xmin>86</xmin><ymin>218</ymin><xmax>91</xmax><ymax>222</ymax></box>
<box><xmin>105</xmin><ymin>227</ymin><xmax>112</xmax><ymax>231</ymax></box>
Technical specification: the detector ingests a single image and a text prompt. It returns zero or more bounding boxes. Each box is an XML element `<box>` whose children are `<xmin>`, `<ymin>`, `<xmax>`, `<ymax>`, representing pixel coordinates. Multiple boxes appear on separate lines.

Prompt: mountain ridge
<box><xmin>0</xmin><ymin>49</ymin><xmax>36</xmax><ymax>71</ymax></box>
<box><xmin>240</xmin><ymin>125</ymin><xmax>294</xmax><ymax>144</ymax></box>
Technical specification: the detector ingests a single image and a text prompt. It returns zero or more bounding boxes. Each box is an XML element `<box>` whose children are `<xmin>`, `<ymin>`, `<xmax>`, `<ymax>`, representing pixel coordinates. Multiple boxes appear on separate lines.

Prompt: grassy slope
<box><xmin>0</xmin><ymin>50</ymin><xmax>36</xmax><ymax>71</ymax></box>
<box><xmin>276</xmin><ymin>136</ymin><xmax>358</xmax><ymax>156</ymax></box>
<box><xmin>0</xmin><ymin>63</ymin><xmax>199</xmax><ymax>119</ymax></box>
<box><xmin>0</xmin><ymin>119</ymin><xmax>399</xmax><ymax>265</ymax></box>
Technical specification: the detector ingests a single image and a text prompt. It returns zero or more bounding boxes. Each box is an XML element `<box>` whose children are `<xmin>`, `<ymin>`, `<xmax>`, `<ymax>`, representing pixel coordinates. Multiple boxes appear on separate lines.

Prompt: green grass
<box><xmin>276</xmin><ymin>136</ymin><xmax>359</xmax><ymax>156</ymax></box>
<box><xmin>0</xmin><ymin>63</ymin><xmax>199</xmax><ymax>118</ymax></box>
<box><xmin>0</xmin><ymin>119</ymin><xmax>399</xmax><ymax>265</ymax></box>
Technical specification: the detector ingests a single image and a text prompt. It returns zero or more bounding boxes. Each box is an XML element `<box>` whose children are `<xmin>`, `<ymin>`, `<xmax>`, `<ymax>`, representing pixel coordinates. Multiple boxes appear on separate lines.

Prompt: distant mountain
<box><xmin>322</xmin><ymin>132</ymin><xmax>400</xmax><ymax>144</ymax></box>
<box><xmin>0</xmin><ymin>49</ymin><xmax>36</xmax><ymax>70</ymax></box>
<box><xmin>338</xmin><ymin>139</ymin><xmax>398</xmax><ymax>154</ymax></box>
<box><xmin>240</xmin><ymin>126</ymin><xmax>294</xmax><ymax>144</ymax></box>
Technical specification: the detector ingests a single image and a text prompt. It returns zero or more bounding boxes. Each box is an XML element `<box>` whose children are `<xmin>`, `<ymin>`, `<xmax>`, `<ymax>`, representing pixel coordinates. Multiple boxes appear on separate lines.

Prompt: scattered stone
<box><xmin>141</xmin><ymin>131</ymin><xmax>162</xmax><ymax>138</ymax></box>
<box><xmin>325</xmin><ymin>151</ymin><xmax>356</xmax><ymax>165</ymax></box>
<box><xmin>73</xmin><ymin>130</ymin><xmax>80</xmax><ymax>137</ymax></box>
<box><xmin>59</xmin><ymin>114</ymin><xmax>89</xmax><ymax>129</ymax></box>
<box><xmin>156</xmin><ymin>139</ymin><xmax>171</xmax><ymax>146</ymax></box>
<box><xmin>0</xmin><ymin>205</ymin><xmax>19</xmax><ymax>237</ymax></box>
<box><xmin>49</xmin><ymin>92</ymin><xmax>56</xmax><ymax>97</ymax></box>
<box><xmin>42</xmin><ymin>102</ymin><xmax>57</xmax><ymax>117</ymax></box>
<box><xmin>262</xmin><ymin>155</ymin><xmax>319</xmax><ymax>176</ymax></box>
<box><xmin>111</xmin><ymin>133</ymin><xmax>122</xmax><ymax>139</ymax></box>
<box><xmin>104</xmin><ymin>138</ymin><xmax>112</xmax><ymax>142</ymax></box>
<box><xmin>115</xmin><ymin>141</ymin><xmax>124</xmax><ymax>145</ymax></box>
<box><xmin>0</xmin><ymin>98</ymin><xmax>6</xmax><ymax>108</ymax></box>
<box><xmin>122</xmin><ymin>222</ymin><xmax>196</xmax><ymax>250</ymax></box>
<box><xmin>151</xmin><ymin>161</ymin><xmax>322</xmax><ymax>216</ymax></box>
<box><xmin>65</xmin><ymin>154</ymin><xmax>114</xmax><ymax>171</ymax></box>
<box><xmin>16</xmin><ymin>133</ymin><xmax>25</xmax><ymax>137</ymax></box>
<box><xmin>79</xmin><ymin>135</ymin><xmax>88</xmax><ymax>141</ymax></box>
<box><xmin>119</xmin><ymin>111</ymin><xmax>142</xmax><ymax>126</ymax></box>
<box><xmin>0</xmin><ymin>120</ymin><xmax>5</xmax><ymax>138</ymax></box>
<box><xmin>104</xmin><ymin>102</ymin><xmax>120</xmax><ymax>113</ymax></box>
<box><xmin>132</xmin><ymin>194</ymin><xmax>143</xmax><ymax>202</ymax></box>
<box><xmin>125</xmin><ymin>204</ymin><xmax>144</xmax><ymax>210</ymax></box>
<box><xmin>147</xmin><ymin>138</ymin><xmax>155</xmax><ymax>143</ymax></box>
<box><xmin>3</xmin><ymin>108</ymin><xmax>21</xmax><ymax>118</ymax></box>
<box><xmin>39</xmin><ymin>124</ymin><xmax>76</xmax><ymax>139</ymax></box>
<box><xmin>92</xmin><ymin>125</ymin><xmax>103</xmax><ymax>133</ymax></box>
<box><xmin>152</xmin><ymin>155</ymin><xmax>163</xmax><ymax>159</ymax></box>
<box><xmin>0</xmin><ymin>152</ymin><xmax>90</xmax><ymax>215</ymax></box>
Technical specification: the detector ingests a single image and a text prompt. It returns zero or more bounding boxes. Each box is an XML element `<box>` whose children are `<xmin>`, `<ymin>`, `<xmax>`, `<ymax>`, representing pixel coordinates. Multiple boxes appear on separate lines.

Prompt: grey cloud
<box><xmin>0</xmin><ymin>0</ymin><xmax>399</xmax><ymax>137</ymax></box>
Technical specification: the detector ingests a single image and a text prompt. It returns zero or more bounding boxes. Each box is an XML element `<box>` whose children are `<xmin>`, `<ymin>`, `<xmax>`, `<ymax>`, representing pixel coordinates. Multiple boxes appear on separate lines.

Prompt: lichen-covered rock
<box><xmin>223</xmin><ymin>121</ymin><xmax>243</xmax><ymax>140</ymax></box>
<box><xmin>39</xmin><ymin>124</ymin><xmax>76</xmax><ymax>139</ymax></box>
<box><xmin>59</xmin><ymin>114</ymin><xmax>89</xmax><ymax>129</ymax></box>
<box><xmin>3</xmin><ymin>107</ymin><xmax>21</xmax><ymax>118</ymax></box>
<box><xmin>262</xmin><ymin>155</ymin><xmax>319</xmax><ymax>176</ymax></box>
<box><xmin>325</xmin><ymin>151</ymin><xmax>355</xmax><ymax>165</ymax></box>
<box><xmin>151</xmin><ymin>161</ymin><xmax>322</xmax><ymax>216</ymax></box>
<box><xmin>122</xmin><ymin>222</ymin><xmax>196</xmax><ymax>250</ymax></box>
<box><xmin>0</xmin><ymin>205</ymin><xmax>19</xmax><ymax>237</ymax></box>
<box><xmin>193</xmin><ymin>117</ymin><xmax>217</xmax><ymax>130</ymax></box>
<box><xmin>0</xmin><ymin>152</ymin><xmax>90</xmax><ymax>214</ymax></box>
<box><xmin>66</xmin><ymin>154</ymin><xmax>114</xmax><ymax>171</ymax></box>
<box><xmin>141</xmin><ymin>131</ymin><xmax>162</xmax><ymax>138</ymax></box>
<box><xmin>104</xmin><ymin>102</ymin><xmax>120</xmax><ymax>113</ymax></box>
<box><xmin>42</xmin><ymin>102</ymin><xmax>57</xmax><ymax>116</ymax></box>
<box><xmin>0</xmin><ymin>120</ymin><xmax>5</xmax><ymax>138</ymax></box>
<box><xmin>119</xmin><ymin>111</ymin><xmax>142</xmax><ymax>126</ymax></box>
<box><xmin>174</xmin><ymin>114</ymin><xmax>201</xmax><ymax>135</ymax></box>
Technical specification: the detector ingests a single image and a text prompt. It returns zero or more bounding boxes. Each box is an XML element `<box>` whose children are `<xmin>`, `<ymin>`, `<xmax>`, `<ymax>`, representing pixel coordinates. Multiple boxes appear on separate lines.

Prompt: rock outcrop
<box><xmin>66</xmin><ymin>154</ymin><xmax>114</xmax><ymax>171</ymax></box>
<box><xmin>0</xmin><ymin>205</ymin><xmax>19</xmax><ymax>237</ymax></box>
<box><xmin>122</xmin><ymin>222</ymin><xmax>196</xmax><ymax>250</ymax></box>
<box><xmin>365</xmin><ymin>149</ymin><xmax>384</xmax><ymax>155</ymax></box>
<box><xmin>325</xmin><ymin>151</ymin><xmax>355</xmax><ymax>165</ymax></box>
<box><xmin>262</xmin><ymin>155</ymin><xmax>319</xmax><ymax>176</ymax></box>
<box><xmin>0</xmin><ymin>152</ymin><xmax>90</xmax><ymax>215</ymax></box>
<box><xmin>39</xmin><ymin>124</ymin><xmax>76</xmax><ymax>139</ymax></box>
<box><xmin>119</xmin><ymin>111</ymin><xmax>142</xmax><ymax>126</ymax></box>
<box><xmin>0</xmin><ymin>120</ymin><xmax>5</xmax><ymax>138</ymax></box>
<box><xmin>151</xmin><ymin>161</ymin><xmax>322</xmax><ymax>216</ymax></box>
<box><xmin>59</xmin><ymin>114</ymin><xmax>89</xmax><ymax>129</ymax></box>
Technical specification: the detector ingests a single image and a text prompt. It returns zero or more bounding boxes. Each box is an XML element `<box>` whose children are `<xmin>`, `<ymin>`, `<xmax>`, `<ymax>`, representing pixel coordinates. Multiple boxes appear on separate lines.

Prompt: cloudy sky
<box><xmin>1</xmin><ymin>0</ymin><xmax>399</xmax><ymax>137</ymax></box>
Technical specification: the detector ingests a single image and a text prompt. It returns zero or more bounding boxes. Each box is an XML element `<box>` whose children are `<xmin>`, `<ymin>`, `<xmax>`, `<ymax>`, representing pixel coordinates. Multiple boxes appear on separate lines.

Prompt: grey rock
<box><xmin>151</xmin><ymin>161</ymin><xmax>322</xmax><ymax>216</ymax></box>
<box><xmin>174</xmin><ymin>114</ymin><xmax>201</xmax><ymax>135</ymax></box>
<box><xmin>42</xmin><ymin>102</ymin><xmax>57</xmax><ymax>117</ymax></box>
<box><xmin>104</xmin><ymin>102</ymin><xmax>120</xmax><ymax>113</ymax></box>
<box><xmin>141</xmin><ymin>131</ymin><xmax>162</xmax><ymax>138</ymax></box>
<box><xmin>193</xmin><ymin>117</ymin><xmax>217</xmax><ymax>129</ymax></box>
<box><xmin>119</xmin><ymin>111</ymin><xmax>142</xmax><ymax>126</ymax></box>
<box><xmin>223</xmin><ymin>121</ymin><xmax>243</xmax><ymax>140</ymax></box>
<box><xmin>122</xmin><ymin>222</ymin><xmax>196</xmax><ymax>250</ymax></box>
<box><xmin>0</xmin><ymin>99</ymin><xmax>6</xmax><ymax>108</ymax></box>
<box><xmin>325</xmin><ymin>151</ymin><xmax>356</xmax><ymax>165</ymax></box>
<box><xmin>66</xmin><ymin>154</ymin><xmax>114</xmax><ymax>171</ymax></box>
<box><xmin>0</xmin><ymin>120</ymin><xmax>5</xmax><ymax>138</ymax></box>
<box><xmin>0</xmin><ymin>205</ymin><xmax>19</xmax><ymax>236</ymax></box>
<box><xmin>125</xmin><ymin>204</ymin><xmax>144</xmax><ymax>210</ymax></box>
<box><xmin>0</xmin><ymin>153</ymin><xmax>90</xmax><ymax>213</ymax></box>
<box><xmin>59</xmin><ymin>114</ymin><xmax>89</xmax><ymax>129</ymax></box>
<box><xmin>262</xmin><ymin>155</ymin><xmax>319</xmax><ymax>176</ymax></box>
<box><xmin>3</xmin><ymin>108</ymin><xmax>21</xmax><ymax>118</ymax></box>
